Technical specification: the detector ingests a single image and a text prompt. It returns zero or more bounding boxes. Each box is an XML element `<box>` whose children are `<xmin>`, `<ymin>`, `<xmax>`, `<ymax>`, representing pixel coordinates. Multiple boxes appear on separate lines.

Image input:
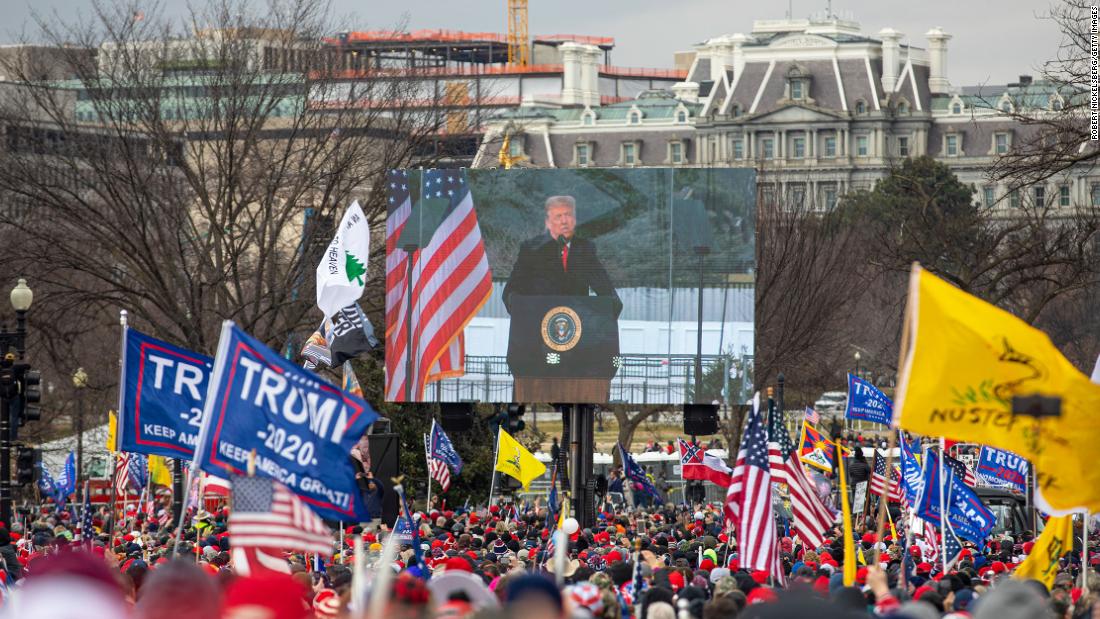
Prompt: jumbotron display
<box><xmin>382</xmin><ymin>168</ymin><xmax>755</xmax><ymax>404</ymax></box>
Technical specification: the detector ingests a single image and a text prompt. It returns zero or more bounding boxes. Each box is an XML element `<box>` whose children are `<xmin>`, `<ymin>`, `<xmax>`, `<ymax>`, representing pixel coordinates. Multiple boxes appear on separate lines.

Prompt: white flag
<box><xmin>316</xmin><ymin>201</ymin><xmax>370</xmax><ymax>319</ymax></box>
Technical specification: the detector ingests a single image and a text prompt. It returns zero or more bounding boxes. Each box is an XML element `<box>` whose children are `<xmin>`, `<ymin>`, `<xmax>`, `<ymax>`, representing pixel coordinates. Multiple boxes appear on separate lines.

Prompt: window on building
<box><xmin>995</xmin><ymin>133</ymin><xmax>1008</xmax><ymax>154</ymax></box>
<box><xmin>792</xmin><ymin>136</ymin><xmax>805</xmax><ymax>159</ymax></box>
<box><xmin>732</xmin><ymin>105</ymin><xmax>742</xmax><ymax>118</ymax></box>
<box><xmin>670</xmin><ymin>141</ymin><xmax>683</xmax><ymax>164</ymax></box>
<box><xmin>897</xmin><ymin>136</ymin><xmax>910</xmax><ymax>157</ymax></box>
<box><xmin>583</xmin><ymin>114</ymin><xmax>595</xmax><ymax>126</ymax></box>
<box><xmin>761</xmin><ymin>185</ymin><xmax>776</xmax><ymax>207</ymax></box>
<box><xmin>676</xmin><ymin>110</ymin><xmax>688</xmax><ymax>123</ymax></box>
<box><xmin>983</xmin><ymin>186</ymin><xmax>995</xmax><ymax>207</ymax></box>
<box><xmin>1033</xmin><ymin>185</ymin><xmax>1046</xmax><ymax>207</ymax></box>
<box><xmin>791</xmin><ymin>184</ymin><xmax>806</xmax><ymax>206</ymax></box>
<box><xmin>856</xmin><ymin>135</ymin><xmax>869</xmax><ymax>157</ymax></box>
<box><xmin>1059</xmin><ymin>185</ymin><xmax>1071</xmax><ymax>207</ymax></box>
<box><xmin>1000</xmin><ymin>100</ymin><xmax>1012</xmax><ymax>113</ymax></box>
<box><xmin>1051</xmin><ymin>98</ymin><xmax>1064</xmax><ymax>111</ymax></box>
<box><xmin>823</xmin><ymin>135</ymin><xmax>837</xmax><ymax>157</ymax></box>
<box><xmin>952</xmin><ymin>102</ymin><xmax>962</xmax><ymax>114</ymax></box>
<box><xmin>1009</xmin><ymin>189</ymin><xmax>1021</xmax><ymax>209</ymax></box>
<box><xmin>622</xmin><ymin>142</ymin><xmax>637</xmax><ymax>164</ymax></box>
<box><xmin>628</xmin><ymin>111</ymin><xmax>642</xmax><ymax>124</ymax></box>
<box><xmin>762</xmin><ymin>137</ymin><xmax>774</xmax><ymax>159</ymax></box>
<box><xmin>897</xmin><ymin>101</ymin><xmax>909</xmax><ymax>115</ymax></box>
<box><xmin>946</xmin><ymin>134</ymin><xmax>958</xmax><ymax>156</ymax></box>
<box><xmin>822</xmin><ymin>184</ymin><xmax>838</xmax><ymax>210</ymax></box>
<box><xmin>575</xmin><ymin>143</ymin><xmax>590</xmax><ymax>166</ymax></box>
<box><xmin>855</xmin><ymin>100</ymin><xmax>867</xmax><ymax>114</ymax></box>
<box><xmin>790</xmin><ymin>80</ymin><xmax>804</xmax><ymax>100</ymax></box>
<box><xmin>733</xmin><ymin>138</ymin><xmax>744</xmax><ymax>160</ymax></box>
<box><xmin>1092</xmin><ymin>184</ymin><xmax>1100</xmax><ymax>207</ymax></box>
<box><xmin>509</xmin><ymin>138</ymin><xmax>524</xmax><ymax>158</ymax></box>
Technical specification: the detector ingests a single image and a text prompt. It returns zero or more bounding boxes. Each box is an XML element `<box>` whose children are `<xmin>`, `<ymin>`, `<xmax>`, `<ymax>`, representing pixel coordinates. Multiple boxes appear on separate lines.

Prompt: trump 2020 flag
<box><xmin>316</xmin><ymin>201</ymin><xmax>371</xmax><ymax>320</ymax></box>
<box><xmin>844</xmin><ymin>373</ymin><xmax>893</xmax><ymax>426</ymax></box>
<box><xmin>119</xmin><ymin>327</ymin><xmax>212</xmax><ymax>458</ymax></box>
<box><xmin>976</xmin><ymin>446</ymin><xmax>1028</xmax><ymax>494</ymax></box>
<box><xmin>914</xmin><ymin>449</ymin><xmax>995</xmax><ymax>544</ymax></box>
<box><xmin>429</xmin><ymin>419</ymin><xmax>463</xmax><ymax>475</ymax></box>
<box><xmin>194</xmin><ymin>321</ymin><xmax>380</xmax><ymax>521</ymax></box>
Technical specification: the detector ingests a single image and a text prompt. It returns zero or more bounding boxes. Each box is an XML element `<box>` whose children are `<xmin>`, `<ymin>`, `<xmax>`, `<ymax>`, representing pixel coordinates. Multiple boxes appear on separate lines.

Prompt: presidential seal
<box><xmin>541</xmin><ymin>306</ymin><xmax>582</xmax><ymax>352</ymax></box>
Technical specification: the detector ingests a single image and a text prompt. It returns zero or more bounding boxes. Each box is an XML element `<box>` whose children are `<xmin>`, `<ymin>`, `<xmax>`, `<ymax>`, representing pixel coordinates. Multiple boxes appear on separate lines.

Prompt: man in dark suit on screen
<box><xmin>502</xmin><ymin>195</ymin><xmax>622</xmax><ymax>316</ymax></box>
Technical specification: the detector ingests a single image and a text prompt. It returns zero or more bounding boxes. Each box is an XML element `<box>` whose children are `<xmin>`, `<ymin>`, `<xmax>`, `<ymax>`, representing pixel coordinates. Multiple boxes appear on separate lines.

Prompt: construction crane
<box><xmin>507</xmin><ymin>0</ymin><xmax>529</xmax><ymax>66</ymax></box>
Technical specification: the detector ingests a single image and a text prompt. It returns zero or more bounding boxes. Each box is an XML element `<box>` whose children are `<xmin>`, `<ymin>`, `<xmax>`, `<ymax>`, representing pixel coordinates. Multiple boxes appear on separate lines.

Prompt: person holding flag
<box><xmin>617</xmin><ymin>443</ymin><xmax>662</xmax><ymax>507</ymax></box>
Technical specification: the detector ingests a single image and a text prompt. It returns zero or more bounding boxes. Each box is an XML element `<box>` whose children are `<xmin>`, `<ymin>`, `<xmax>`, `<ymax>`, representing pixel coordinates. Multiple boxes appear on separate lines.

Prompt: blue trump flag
<box><xmin>193</xmin><ymin>321</ymin><xmax>379</xmax><ymax>522</ymax></box>
<box><xmin>119</xmin><ymin>327</ymin><xmax>213</xmax><ymax>458</ymax></box>
<box><xmin>976</xmin><ymin>446</ymin><xmax>1028</xmax><ymax>493</ymax></box>
<box><xmin>429</xmin><ymin>420</ymin><xmax>463</xmax><ymax>475</ymax></box>
<box><xmin>914</xmin><ymin>449</ymin><xmax>996</xmax><ymax>544</ymax></box>
<box><xmin>38</xmin><ymin>462</ymin><xmax>64</xmax><ymax>506</ymax></box>
<box><xmin>844</xmin><ymin>374</ymin><xmax>893</xmax><ymax>426</ymax></box>
<box><xmin>56</xmin><ymin>452</ymin><xmax>77</xmax><ymax>498</ymax></box>
<box><xmin>617</xmin><ymin>443</ymin><xmax>663</xmax><ymax>501</ymax></box>
<box><xmin>898</xmin><ymin>431</ymin><xmax>923</xmax><ymax>507</ymax></box>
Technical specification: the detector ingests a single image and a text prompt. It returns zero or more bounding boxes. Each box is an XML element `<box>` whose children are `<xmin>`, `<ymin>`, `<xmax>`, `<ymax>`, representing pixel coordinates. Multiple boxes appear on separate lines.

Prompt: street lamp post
<box><xmin>73</xmin><ymin>367</ymin><xmax>88</xmax><ymax>502</ymax></box>
<box><xmin>0</xmin><ymin>279</ymin><xmax>33</xmax><ymax>525</ymax></box>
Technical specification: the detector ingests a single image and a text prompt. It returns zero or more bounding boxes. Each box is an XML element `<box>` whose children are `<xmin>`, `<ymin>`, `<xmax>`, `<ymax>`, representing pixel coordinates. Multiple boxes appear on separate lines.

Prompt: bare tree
<box><xmin>0</xmin><ymin>0</ymin><xmax>442</xmax><ymax>406</ymax></box>
<box><xmin>987</xmin><ymin>0</ymin><xmax>1099</xmax><ymax>187</ymax></box>
<box><xmin>753</xmin><ymin>168</ymin><xmax>868</xmax><ymax>403</ymax></box>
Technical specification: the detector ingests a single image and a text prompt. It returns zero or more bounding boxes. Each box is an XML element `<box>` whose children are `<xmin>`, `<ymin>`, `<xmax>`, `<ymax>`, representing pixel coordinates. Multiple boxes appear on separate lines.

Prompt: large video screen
<box><xmin>383</xmin><ymin>168</ymin><xmax>755</xmax><ymax>404</ymax></box>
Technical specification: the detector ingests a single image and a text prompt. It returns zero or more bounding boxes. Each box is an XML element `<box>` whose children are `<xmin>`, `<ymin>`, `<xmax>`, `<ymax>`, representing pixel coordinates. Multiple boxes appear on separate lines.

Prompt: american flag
<box><xmin>113</xmin><ymin>453</ymin><xmax>141</xmax><ymax>497</ymax></box>
<box><xmin>725</xmin><ymin>393</ymin><xmax>784</xmax><ymax>585</ymax></box>
<box><xmin>228</xmin><ymin>475</ymin><xmax>333</xmax><ymax>555</ymax></box>
<box><xmin>79</xmin><ymin>482</ymin><xmax>94</xmax><ymax>546</ymax></box>
<box><xmin>804</xmin><ymin>407</ymin><xmax>820</xmax><ymax>424</ymax></box>
<box><xmin>425</xmin><ymin>434</ymin><xmax>451</xmax><ymax>492</ymax></box>
<box><xmin>231</xmin><ymin>547</ymin><xmax>292</xmax><ymax>577</ymax></box>
<box><xmin>943</xmin><ymin>454</ymin><xmax>977</xmax><ymax>487</ymax></box>
<box><xmin>384</xmin><ymin>169</ymin><xmax>492</xmax><ymax>401</ymax></box>
<box><xmin>923</xmin><ymin>519</ymin><xmax>940</xmax><ymax>562</ymax></box>
<box><xmin>938</xmin><ymin>518</ymin><xmax>964</xmax><ymax>573</ymax></box>
<box><xmin>767</xmin><ymin>396</ymin><xmax>835</xmax><ymax>550</ymax></box>
<box><xmin>869</xmin><ymin>450</ymin><xmax>904</xmax><ymax>502</ymax></box>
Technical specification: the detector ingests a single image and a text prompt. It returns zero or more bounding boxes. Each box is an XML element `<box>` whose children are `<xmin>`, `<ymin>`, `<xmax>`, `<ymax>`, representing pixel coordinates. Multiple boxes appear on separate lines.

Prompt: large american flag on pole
<box><xmin>228</xmin><ymin>475</ymin><xmax>332</xmax><ymax>555</ymax></box>
<box><xmin>767</xmin><ymin>396</ymin><xmax>836</xmax><ymax>550</ymax></box>
<box><xmin>725</xmin><ymin>393</ymin><xmax>784</xmax><ymax>584</ymax></box>
<box><xmin>384</xmin><ymin>169</ymin><xmax>492</xmax><ymax>401</ymax></box>
<box><xmin>425</xmin><ymin>434</ymin><xmax>452</xmax><ymax>492</ymax></box>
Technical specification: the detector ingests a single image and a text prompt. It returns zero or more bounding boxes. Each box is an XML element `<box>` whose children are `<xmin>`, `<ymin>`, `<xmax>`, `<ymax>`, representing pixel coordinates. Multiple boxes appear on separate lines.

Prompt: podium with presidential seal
<box><xmin>506</xmin><ymin>295</ymin><xmax>620</xmax><ymax>402</ymax></box>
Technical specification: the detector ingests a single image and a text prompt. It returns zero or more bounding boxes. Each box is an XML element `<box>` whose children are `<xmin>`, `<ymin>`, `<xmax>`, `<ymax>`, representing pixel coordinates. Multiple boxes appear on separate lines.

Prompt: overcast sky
<box><xmin>5</xmin><ymin>0</ymin><xmax>1064</xmax><ymax>87</ymax></box>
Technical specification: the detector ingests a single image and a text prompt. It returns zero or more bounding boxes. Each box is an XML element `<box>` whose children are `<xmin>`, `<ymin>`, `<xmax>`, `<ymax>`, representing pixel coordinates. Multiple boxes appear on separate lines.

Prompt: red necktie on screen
<box><xmin>561</xmin><ymin>243</ymin><xmax>569</xmax><ymax>271</ymax></box>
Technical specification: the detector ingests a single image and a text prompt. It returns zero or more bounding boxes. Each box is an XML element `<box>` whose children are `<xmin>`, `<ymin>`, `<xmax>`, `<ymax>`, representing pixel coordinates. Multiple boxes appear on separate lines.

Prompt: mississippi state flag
<box><xmin>678</xmin><ymin>438</ymin><xmax>732</xmax><ymax>487</ymax></box>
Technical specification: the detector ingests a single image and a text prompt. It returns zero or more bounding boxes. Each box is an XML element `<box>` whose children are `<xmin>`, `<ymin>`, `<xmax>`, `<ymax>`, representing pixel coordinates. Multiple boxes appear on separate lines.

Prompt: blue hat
<box><xmin>505</xmin><ymin>574</ymin><xmax>562</xmax><ymax>611</ymax></box>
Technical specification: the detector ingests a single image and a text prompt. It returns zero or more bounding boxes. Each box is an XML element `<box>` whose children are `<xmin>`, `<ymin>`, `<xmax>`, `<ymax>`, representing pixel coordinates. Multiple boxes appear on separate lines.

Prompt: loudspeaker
<box><xmin>683</xmin><ymin>403</ymin><xmax>720</xmax><ymax>435</ymax></box>
<box><xmin>368</xmin><ymin>433</ymin><xmax>400</xmax><ymax>525</ymax></box>
<box><xmin>440</xmin><ymin>402</ymin><xmax>475</xmax><ymax>432</ymax></box>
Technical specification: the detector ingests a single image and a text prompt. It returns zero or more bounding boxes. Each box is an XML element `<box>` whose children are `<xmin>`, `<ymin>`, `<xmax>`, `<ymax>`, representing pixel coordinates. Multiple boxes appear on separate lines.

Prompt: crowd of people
<box><xmin>0</xmin><ymin>491</ymin><xmax>1092</xmax><ymax>619</ymax></box>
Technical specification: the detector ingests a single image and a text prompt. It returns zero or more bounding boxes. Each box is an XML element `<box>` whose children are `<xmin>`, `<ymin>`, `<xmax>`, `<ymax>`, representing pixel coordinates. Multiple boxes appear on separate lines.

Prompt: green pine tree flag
<box><xmin>345</xmin><ymin>251</ymin><xmax>367</xmax><ymax>285</ymax></box>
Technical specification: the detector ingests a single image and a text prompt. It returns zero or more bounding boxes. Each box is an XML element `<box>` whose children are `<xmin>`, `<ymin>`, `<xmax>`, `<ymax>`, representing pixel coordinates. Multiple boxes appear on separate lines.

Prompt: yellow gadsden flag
<box><xmin>894</xmin><ymin>264</ymin><xmax>1100</xmax><ymax>513</ymax></box>
<box><xmin>106</xmin><ymin>410</ymin><xmax>118</xmax><ymax>453</ymax></box>
<box><xmin>149</xmin><ymin>455</ymin><xmax>173</xmax><ymax>487</ymax></box>
<box><xmin>1014</xmin><ymin>515</ymin><xmax>1075</xmax><ymax>588</ymax></box>
<box><xmin>494</xmin><ymin>429</ymin><xmax>546</xmax><ymax>490</ymax></box>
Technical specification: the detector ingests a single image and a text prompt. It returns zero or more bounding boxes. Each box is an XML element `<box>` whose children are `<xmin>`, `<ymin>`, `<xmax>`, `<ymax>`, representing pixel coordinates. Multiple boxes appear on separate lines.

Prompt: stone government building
<box><xmin>476</xmin><ymin>16</ymin><xmax>1087</xmax><ymax>213</ymax></box>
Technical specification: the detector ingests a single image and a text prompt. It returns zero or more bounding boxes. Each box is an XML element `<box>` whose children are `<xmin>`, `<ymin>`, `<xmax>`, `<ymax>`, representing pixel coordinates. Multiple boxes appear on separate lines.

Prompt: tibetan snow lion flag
<box><xmin>798</xmin><ymin>422</ymin><xmax>836</xmax><ymax>472</ymax></box>
<box><xmin>894</xmin><ymin>264</ymin><xmax>1100</xmax><ymax>514</ymax></box>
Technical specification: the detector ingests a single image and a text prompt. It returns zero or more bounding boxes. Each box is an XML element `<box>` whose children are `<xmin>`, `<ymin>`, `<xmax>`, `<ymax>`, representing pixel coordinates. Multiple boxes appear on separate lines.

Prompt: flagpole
<box><xmin>424</xmin><ymin>432</ymin><xmax>433</xmax><ymax>512</ymax></box>
<box><xmin>938</xmin><ymin>437</ymin><xmax>948</xmax><ymax>572</ymax></box>
<box><xmin>1083</xmin><ymin>511</ymin><xmax>1091</xmax><ymax>595</ymax></box>
<box><xmin>873</xmin><ymin>432</ymin><xmax>898</xmax><ymax>564</ymax></box>
<box><xmin>170</xmin><ymin>465</ymin><xmax>196</xmax><ymax>558</ymax></box>
<box><xmin>487</xmin><ymin>426</ymin><xmax>500</xmax><ymax>509</ymax></box>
